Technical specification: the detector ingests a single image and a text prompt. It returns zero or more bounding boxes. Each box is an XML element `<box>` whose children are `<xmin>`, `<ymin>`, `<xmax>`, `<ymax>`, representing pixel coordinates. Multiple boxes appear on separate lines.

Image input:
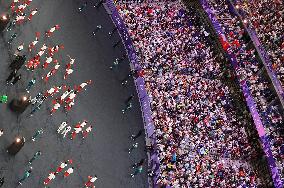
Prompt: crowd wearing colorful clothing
<box><xmin>117</xmin><ymin>0</ymin><xmax>263</xmax><ymax>186</ymax></box>
<box><xmin>233</xmin><ymin>0</ymin><xmax>284</xmax><ymax>87</ymax></box>
<box><xmin>206</xmin><ymin>0</ymin><xmax>284</xmax><ymax>181</ymax></box>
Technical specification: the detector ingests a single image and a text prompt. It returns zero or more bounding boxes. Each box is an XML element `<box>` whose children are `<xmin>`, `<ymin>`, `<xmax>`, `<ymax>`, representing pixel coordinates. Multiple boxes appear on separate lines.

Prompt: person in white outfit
<box><xmin>57</xmin><ymin>122</ymin><xmax>67</xmax><ymax>133</ymax></box>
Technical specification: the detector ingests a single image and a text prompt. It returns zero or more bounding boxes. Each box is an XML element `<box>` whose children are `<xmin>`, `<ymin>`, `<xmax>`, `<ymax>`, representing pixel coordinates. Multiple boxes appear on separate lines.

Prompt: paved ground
<box><xmin>0</xmin><ymin>0</ymin><xmax>148</xmax><ymax>187</ymax></box>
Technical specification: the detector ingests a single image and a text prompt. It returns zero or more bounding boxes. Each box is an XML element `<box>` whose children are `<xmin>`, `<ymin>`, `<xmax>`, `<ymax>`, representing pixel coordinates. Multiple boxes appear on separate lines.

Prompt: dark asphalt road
<box><xmin>0</xmin><ymin>0</ymin><xmax>148</xmax><ymax>187</ymax></box>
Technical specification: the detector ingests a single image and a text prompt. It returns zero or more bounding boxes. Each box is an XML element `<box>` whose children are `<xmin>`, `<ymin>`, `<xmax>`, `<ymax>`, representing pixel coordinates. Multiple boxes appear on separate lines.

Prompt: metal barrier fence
<box><xmin>200</xmin><ymin>0</ymin><xmax>283</xmax><ymax>187</ymax></box>
<box><xmin>227</xmin><ymin>0</ymin><xmax>284</xmax><ymax>106</ymax></box>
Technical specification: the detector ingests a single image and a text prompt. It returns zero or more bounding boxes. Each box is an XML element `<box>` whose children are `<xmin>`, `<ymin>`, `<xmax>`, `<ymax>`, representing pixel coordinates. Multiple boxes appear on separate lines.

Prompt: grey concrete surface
<box><xmin>0</xmin><ymin>0</ymin><xmax>148</xmax><ymax>187</ymax></box>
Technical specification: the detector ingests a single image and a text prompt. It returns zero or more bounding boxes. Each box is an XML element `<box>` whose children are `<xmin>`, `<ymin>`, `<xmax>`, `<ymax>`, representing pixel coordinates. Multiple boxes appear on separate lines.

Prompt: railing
<box><xmin>226</xmin><ymin>0</ymin><xmax>284</xmax><ymax>108</ymax></box>
<box><xmin>104</xmin><ymin>1</ymin><xmax>160</xmax><ymax>187</ymax></box>
<box><xmin>199</xmin><ymin>0</ymin><xmax>283</xmax><ymax>187</ymax></box>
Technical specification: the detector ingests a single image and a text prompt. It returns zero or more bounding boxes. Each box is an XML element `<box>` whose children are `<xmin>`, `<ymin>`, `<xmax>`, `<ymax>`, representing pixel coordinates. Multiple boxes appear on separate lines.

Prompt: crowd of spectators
<box><xmin>116</xmin><ymin>0</ymin><xmax>262</xmax><ymax>187</ymax></box>
<box><xmin>205</xmin><ymin>0</ymin><xmax>284</xmax><ymax>182</ymax></box>
<box><xmin>233</xmin><ymin>0</ymin><xmax>284</xmax><ymax>87</ymax></box>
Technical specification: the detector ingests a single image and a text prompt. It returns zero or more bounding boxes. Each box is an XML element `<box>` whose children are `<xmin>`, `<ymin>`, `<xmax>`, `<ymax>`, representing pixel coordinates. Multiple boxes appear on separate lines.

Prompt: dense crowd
<box><xmin>204</xmin><ymin>0</ymin><xmax>284</xmax><ymax>182</ymax></box>
<box><xmin>117</xmin><ymin>0</ymin><xmax>262</xmax><ymax>187</ymax></box>
<box><xmin>233</xmin><ymin>0</ymin><xmax>284</xmax><ymax>87</ymax></box>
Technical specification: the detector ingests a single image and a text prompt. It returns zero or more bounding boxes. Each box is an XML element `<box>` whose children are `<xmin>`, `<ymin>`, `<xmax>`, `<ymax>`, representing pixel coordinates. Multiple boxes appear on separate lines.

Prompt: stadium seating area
<box><xmin>117</xmin><ymin>0</ymin><xmax>263</xmax><ymax>186</ymax></box>
<box><xmin>234</xmin><ymin>0</ymin><xmax>284</xmax><ymax>87</ymax></box>
<box><xmin>205</xmin><ymin>0</ymin><xmax>284</xmax><ymax>182</ymax></box>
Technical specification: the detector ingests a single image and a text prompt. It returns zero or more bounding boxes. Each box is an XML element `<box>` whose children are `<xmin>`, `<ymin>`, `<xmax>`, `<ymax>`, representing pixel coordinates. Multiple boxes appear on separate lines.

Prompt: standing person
<box><xmin>58</xmin><ymin>89</ymin><xmax>73</xmax><ymax>103</ymax></box>
<box><xmin>6</xmin><ymin>70</ymin><xmax>17</xmax><ymax>84</ymax></box>
<box><xmin>65</xmin><ymin>100</ymin><xmax>75</xmax><ymax>112</ymax></box>
<box><xmin>30</xmin><ymin>95</ymin><xmax>47</xmax><ymax>116</ymax></box>
<box><xmin>125</xmin><ymin>94</ymin><xmax>134</xmax><ymax>105</ymax></box>
<box><xmin>6</xmin><ymin>19</ymin><xmax>16</xmax><ymax>32</ymax></box>
<box><xmin>113</xmin><ymin>40</ymin><xmax>121</xmax><ymax>48</ymax></box>
<box><xmin>82</xmin><ymin>126</ymin><xmax>93</xmax><ymax>139</ymax></box>
<box><xmin>18</xmin><ymin>168</ymin><xmax>32</xmax><ymax>185</ymax></box>
<box><xmin>130</xmin><ymin>129</ymin><xmax>143</xmax><ymax>141</ymax></box>
<box><xmin>108</xmin><ymin>27</ymin><xmax>117</xmax><ymax>37</ymax></box>
<box><xmin>60</xmin><ymin>126</ymin><xmax>71</xmax><ymax>138</ymax></box>
<box><xmin>8</xmin><ymin>33</ymin><xmax>17</xmax><ymax>44</ymax></box>
<box><xmin>0</xmin><ymin>177</ymin><xmax>4</xmax><ymax>187</ymax></box>
<box><xmin>14</xmin><ymin>43</ymin><xmax>24</xmax><ymax>56</ymax></box>
<box><xmin>30</xmin><ymin>105</ymin><xmax>40</xmax><ymax>116</ymax></box>
<box><xmin>57</xmin><ymin>122</ymin><xmax>67</xmax><ymax>133</ymax></box>
<box><xmin>44</xmin><ymin>86</ymin><xmax>62</xmax><ymax>97</ymax></box>
<box><xmin>48</xmin><ymin>44</ymin><xmax>64</xmax><ymax>56</ymax></box>
<box><xmin>122</xmin><ymin>94</ymin><xmax>134</xmax><ymax>113</ymax></box>
<box><xmin>84</xmin><ymin>175</ymin><xmax>98</xmax><ymax>187</ymax></box>
<box><xmin>45</xmin><ymin>24</ymin><xmax>60</xmax><ymax>37</ymax></box>
<box><xmin>70</xmin><ymin>121</ymin><xmax>87</xmax><ymax>140</ymax></box>
<box><xmin>75</xmin><ymin>80</ymin><xmax>92</xmax><ymax>92</ymax></box>
<box><xmin>11</xmin><ymin>74</ymin><xmax>21</xmax><ymax>85</ymax></box>
<box><xmin>31</xmin><ymin>128</ymin><xmax>44</xmax><ymax>141</ymax></box>
<box><xmin>63</xmin><ymin>167</ymin><xmax>74</xmax><ymax>177</ymax></box>
<box><xmin>0</xmin><ymin>129</ymin><xmax>3</xmax><ymax>137</ymax></box>
<box><xmin>94</xmin><ymin>0</ymin><xmax>104</xmax><ymax>8</ymax></box>
<box><xmin>50</xmin><ymin>101</ymin><xmax>61</xmax><ymax>115</ymax></box>
<box><xmin>92</xmin><ymin>25</ymin><xmax>102</xmax><ymax>36</ymax></box>
<box><xmin>27</xmin><ymin>8</ymin><xmax>38</xmax><ymax>21</ymax></box>
<box><xmin>64</xmin><ymin>55</ymin><xmax>75</xmax><ymax>80</ymax></box>
<box><xmin>43</xmin><ymin>172</ymin><xmax>56</xmax><ymax>185</ymax></box>
<box><xmin>55</xmin><ymin>161</ymin><xmax>68</xmax><ymax>174</ymax></box>
<box><xmin>26</xmin><ymin>78</ymin><xmax>36</xmax><ymax>93</ymax></box>
<box><xmin>42</xmin><ymin>63</ymin><xmax>60</xmax><ymax>82</ymax></box>
<box><xmin>15</xmin><ymin>12</ymin><xmax>26</xmax><ymax>24</ymax></box>
<box><xmin>30</xmin><ymin>92</ymin><xmax>42</xmax><ymax>105</ymax></box>
<box><xmin>78</xmin><ymin>2</ymin><xmax>87</xmax><ymax>12</ymax></box>
<box><xmin>28</xmin><ymin>32</ymin><xmax>40</xmax><ymax>52</ymax></box>
<box><xmin>118</xmin><ymin>53</ymin><xmax>127</xmax><ymax>62</ymax></box>
<box><xmin>128</xmin><ymin>143</ymin><xmax>138</xmax><ymax>154</ymax></box>
<box><xmin>35</xmin><ymin>43</ymin><xmax>47</xmax><ymax>57</ymax></box>
<box><xmin>42</xmin><ymin>56</ymin><xmax>54</xmax><ymax>69</ymax></box>
<box><xmin>109</xmin><ymin>58</ymin><xmax>120</xmax><ymax>69</ymax></box>
<box><xmin>30</xmin><ymin>103</ymin><xmax>43</xmax><ymax>116</ymax></box>
<box><xmin>121</xmin><ymin>70</ymin><xmax>136</xmax><ymax>85</ymax></box>
<box><xmin>122</xmin><ymin>102</ymin><xmax>132</xmax><ymax>114</ymax></box>
<box><xmin>131</xmin><ymin>163</ymin><xmax>143</xmax><ymax>178</ymax></box>
<box><xmin>132</xmin><ymin>159</ymin><xmax>144</xmax><ymax>169</ymax></box>
<box><xmin>28</xmin><ymin>151</ymin><xmax>41</xmax><ymax>165</ymax></box>
<box><xmin>65</xmin><ymin>91</ymin><xmax>77</xmax><ymax>104</ymax></box>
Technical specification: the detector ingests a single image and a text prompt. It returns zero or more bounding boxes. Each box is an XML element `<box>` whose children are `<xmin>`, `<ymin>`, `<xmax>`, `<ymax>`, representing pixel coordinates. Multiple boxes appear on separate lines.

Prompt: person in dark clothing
<box><xmin>108</xmin><ymin>27</ymin><xmax>118</xmax><ymax>36</ymax></box>
<box><xmin>94</xmin><ymin>0</ymin><xmax>104</xmax><ymax>8</ymax></box>
<box><xmin>78</xmin><ymin>2</ymin><xmax>87</xmax><ymax>12</ymax></box>
<box><xmin>121</xmin><ymin>70</ymin><xmax>135</xmax><ymax>85</ymax></box>
<box><xmin>145</xmin><ymin>144</ymin><xmax>154</xmax><ymax>152</ymax></box>
<box><xmin>6</xmin><ymin>70</ymin><xmax>17</xmax><ymax>84</ymax></box>
<box><xmin>8</xmin><ymin>32</ymin><xmax>17</xmax><ymax>44</ymax></box>
<box><xmin>10</xmin><ymin>55</ymin><xmax>26</xmax><ymax>71</ymax></box>
<box><xmin>113</xmin><ymin>40</ymin><xmax>121</xmax><ymax>48</ymax></box>
<box><xmin>119</xmin><ymin>53</ymin><xmax>127</xmax><ymax>61</ymax></box>
<box><xmin>132</xmin><ymin>159</ymin><xmax>145</xmax><ymax>168</ymax></box>
<box><xmin>131</xmin><ymin>164</ymin><xmax>143</xmax><ymax>178</ymax></box>
<box><xmin>11</xmin><ymin>74</ymin><xmax>21</xmax><ymax>85</ymax></box>
<box><xmin>0</xmin><ymin>177</ymin><xmax>4</xmax><ymax>187</ymax></box>
<box><xmin>125</xmin><ymin>94</ymin><xmax>134</xmax><ymax>105</ymax></box>
<box><xmin>130</xmin><ymin>129</ymin><xmax>143</xmax><ymax>141</ymax></box>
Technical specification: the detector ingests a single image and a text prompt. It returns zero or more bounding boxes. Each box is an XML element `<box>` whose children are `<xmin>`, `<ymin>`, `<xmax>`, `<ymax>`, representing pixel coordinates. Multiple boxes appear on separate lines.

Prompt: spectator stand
<box><xmin>200</xmin><ymin>0</ymin><xmax>283</xmax><ymax>187</ymax></box>
<box><xmin>225</xmin><ymin>0</ymin><xmax>284</xmax><ymax>114</ymax></box>
<box><xmin>104</xmin><ymin>0</ymin><xmax>161</xmax><ymax>187</ymax></box>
